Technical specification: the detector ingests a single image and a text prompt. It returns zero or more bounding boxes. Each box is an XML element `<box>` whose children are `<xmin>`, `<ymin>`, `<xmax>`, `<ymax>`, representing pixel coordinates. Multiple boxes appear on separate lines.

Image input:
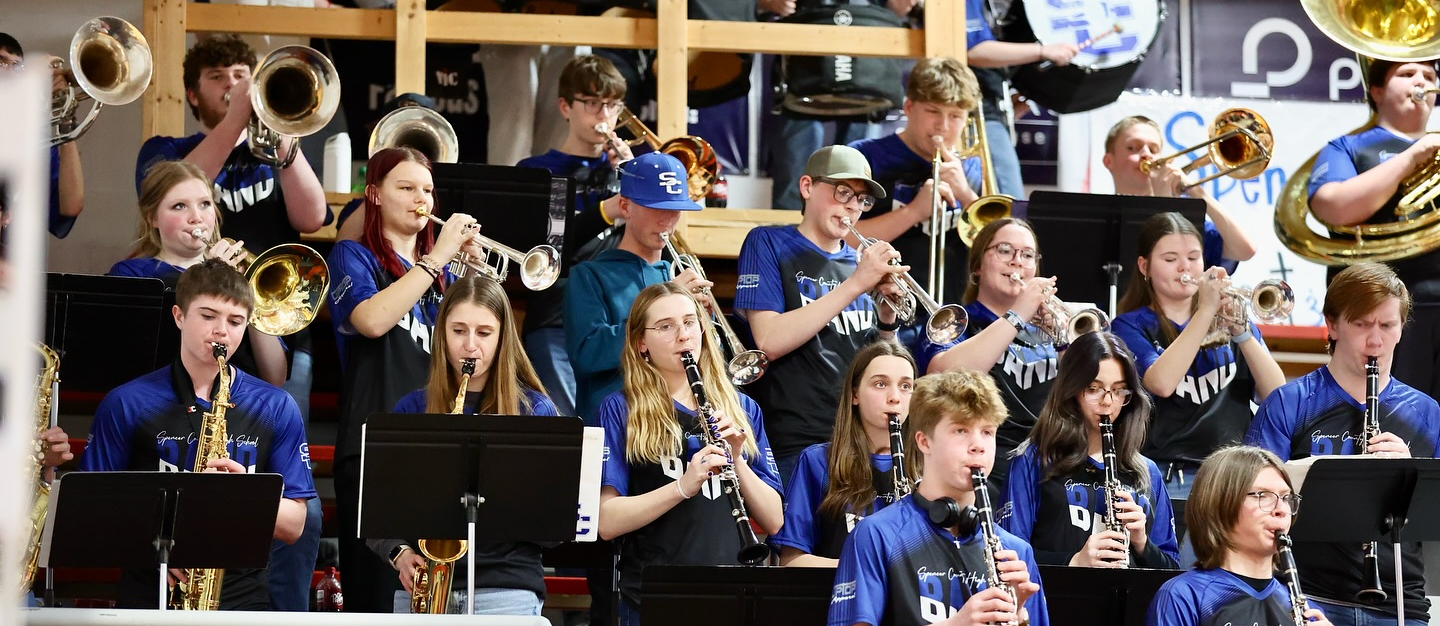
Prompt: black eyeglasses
<box><xmin>985</xmin><ymin>242</ymin><xmax>1041</xmax><ymax>265</ymax></box>
<box><xmin>1247</xmin><ymin>490</ymin><xmax>1301</xmax><ymax>514</ymax></box>
<box><xmin>814</xmin><ymin>177</ymin><xmax>876</xmax><ymax>211</ymax></box>
<box><xmin>571</xmin><ymin>96</ymin><xmax>624</xmax><ymax>115</ymax></box>
<box><xmin>1081</xmin><ymin>386</ymin><xmax>1133</xmax><ymax>405</ymax></box>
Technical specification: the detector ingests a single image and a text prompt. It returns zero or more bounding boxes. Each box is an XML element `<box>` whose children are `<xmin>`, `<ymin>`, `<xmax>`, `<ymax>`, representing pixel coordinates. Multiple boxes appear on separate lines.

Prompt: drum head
<box><xmin>1015</xmin><ymin>0</ymin><xmax>1164</xmax><ymax>72</ymax></box>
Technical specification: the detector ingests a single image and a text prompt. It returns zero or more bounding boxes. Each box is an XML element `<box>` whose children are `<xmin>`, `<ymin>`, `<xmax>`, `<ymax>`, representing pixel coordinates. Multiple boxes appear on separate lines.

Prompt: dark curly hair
<box><xmin>182</xmin><ymin>35</ymin><xmax>257</xmax><ymax>121</ymax></box>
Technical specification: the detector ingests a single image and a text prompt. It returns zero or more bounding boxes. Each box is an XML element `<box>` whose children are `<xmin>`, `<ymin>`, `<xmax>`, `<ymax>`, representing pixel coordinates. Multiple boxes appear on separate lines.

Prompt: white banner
<box><xmin>1054</xmin><ymin>93</ymin><xmax>1415</xmax><ymax>326</ymax></box>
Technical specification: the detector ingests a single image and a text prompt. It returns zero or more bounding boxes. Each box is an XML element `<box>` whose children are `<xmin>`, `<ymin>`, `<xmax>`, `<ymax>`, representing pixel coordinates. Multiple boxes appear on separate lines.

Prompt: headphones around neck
<box><xmin>921</xmin><ymin>494</ymin><xmax>979</xmax><ymax>536</ymax></box>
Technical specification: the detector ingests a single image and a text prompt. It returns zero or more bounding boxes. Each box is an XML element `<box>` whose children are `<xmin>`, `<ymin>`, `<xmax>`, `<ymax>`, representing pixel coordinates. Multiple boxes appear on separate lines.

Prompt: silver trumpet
<box><xmin>1008</xmin><ymin>273</ymin><xmax>1109</xmax><ymax>347</ymax></box>
<box><xmin>661</xmin><ymin>232</ymin><xmax>768</xmax><ymax>385</ymax></box>
<box><xmin>416</xmin><ymin>207</ymin><xmax>561</xmax><ymax>290</ymax></box>
<box><xmin>1179</xmin><ymin>273</ymin><xmax>1294</xmax><ymax>334</ymax></box>
<box><xmin>844</xmin><ymin>217</ymin><xmax>967</xmax><ymax>344</ymax></box>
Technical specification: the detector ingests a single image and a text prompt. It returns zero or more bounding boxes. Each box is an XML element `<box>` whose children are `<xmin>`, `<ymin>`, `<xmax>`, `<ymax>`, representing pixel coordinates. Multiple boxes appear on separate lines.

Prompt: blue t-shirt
<box><xmin>599</xmin><ymin>390</ymin><xmax>781</xmax><ymax>604</ymax></box>
<box><xmin>828</xmin><ymin>493</ymin><xmax>1049</xmax><ymax>626</ymax></box>
<box><xmin>1245</xmin><ymin>366</ymin><xmax>1440</xmax><ymax>620</ymax></box>
<box><xmin>517</xmin><ymin>150</ymin><xmax>617</xmax><ymax>217</ymax></box>
<box><xmin>1113</xmin><ymin>306</ymin><xmax>1259</xmax><ymax>465</ymax></box>
<box><xmin>392</xmin><ymin>386</ymin><xmax>558</xmax><ymax>417</ymax></box>
<box><xmin>733</xmin><ymin>224</ymin><xmax>878</xmax><ymax>459</ymax></box>
<box><xmin>1146</xmin><ymin>568</ymin><xmax>1295</xmax><ymax>626</ymax></box>
<box><xmin>48</xmin><ymin>146</ymin><xmax>77</xmax><ymax>239</ymax></box>
<box><xmin>965</xmin><ymin>0</ymin><xmax>995</xmax><ymax>49</ymax></box>
<box><xmin>1000</xmin><ymin>444</ymin><xmax>1179</xmax><ymax>568</ymax></box>
<box><xmin>770</xmin><ymin>442</ymin><xmax>898</xmax><ymax>560</ymax></box>
<box><xmin>107</xmin><ymin>257</ymin><xmax>186</xmax><ymax>287</ymax></box>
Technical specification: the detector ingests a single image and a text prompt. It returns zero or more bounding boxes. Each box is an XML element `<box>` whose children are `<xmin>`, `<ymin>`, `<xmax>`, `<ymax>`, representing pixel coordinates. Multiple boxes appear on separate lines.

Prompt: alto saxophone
<box><xmin>21</xmin><ymin>344</ymin><xmax>61</xmax><ymax>594</ymax></box>
<box><xmin>887</xmin><ymin>412</ymin><xmax>912</xmax><ymax>502</ymax></box>
<box><xmin>1099</xmin><ymin>416</ymin><xmax>1130</xmax><ymax>565</ymax></box>
<box><xmin>411</xmin><ymin>358</ymin><xmax>476</xmax><ymax>614</ymax></box>
<box><xmin>971</xmin><ymin>467</ymin><xmax>1020</xmax><ymax>626</ymax></box>
<box><xmin>171</xmin><ymin>344</ymin><xmax>234</xmax><ymax>610</ymax></box>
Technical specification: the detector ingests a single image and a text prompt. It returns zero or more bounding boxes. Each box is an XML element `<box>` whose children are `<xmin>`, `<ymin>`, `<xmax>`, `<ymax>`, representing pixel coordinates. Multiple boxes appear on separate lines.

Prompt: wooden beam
<box><xmin>427</xmin><ymin>13</ymin><xmax>658</xmax><ymax>48</ymax></box>
<box><xmin>925</xmin><ymin>0</ymin><xmax>964</xmax><ymax>61</ymax></box>
<box><xmin>688</xmin><ymin>20</ymin><xmax>922</xmax><ymax>57</ymax></box>
<box><xmin>142</xmin><ymin>0</ymin><xmax>187</xmax><ymax>139</ymax></box>
<box><xmin>394</xmin><ymin>0</ymin><xmax>427</xmax><ymax>95</ymax></box>
<box><xmin>185</xmin><ymin>3</ymin><xmax>396</xmax><ymax>40</ymax></box>
<box><xmin>655</xmin><ymin>0</ymin><xmax>688</xmax><ymax>142</ymax></box>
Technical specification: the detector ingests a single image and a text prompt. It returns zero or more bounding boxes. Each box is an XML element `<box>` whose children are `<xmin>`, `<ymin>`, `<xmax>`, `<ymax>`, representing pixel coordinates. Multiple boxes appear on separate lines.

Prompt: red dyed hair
<box><xmin>361</xmin><ymin>147</ymin><xmax>444</xmax><ymax>291</ymax></box>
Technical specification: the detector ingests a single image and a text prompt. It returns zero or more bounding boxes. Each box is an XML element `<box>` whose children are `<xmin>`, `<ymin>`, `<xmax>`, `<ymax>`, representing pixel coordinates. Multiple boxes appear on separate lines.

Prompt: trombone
<box><xmin>370</xmin><ymin>105</ymin><xmax>459</xmax><ymax>164</ymax></box>
<box><xmin>414</xmin><ymin>207</ymin><xmax>561</xmax><ymax>291</ymax></box>
<box><xmin>50</xmin><ymin>16</ymin><xmax>152</xmax><ymax>146</ymax></box>
<box><xmin>844</xmin><ymin>217</ymin><xmax>968</xmax><ymax>344</ymax></box>
<box><xmin>661</xmin><ymin>232</ymin><xmax>768</xmax><ymax>386</ymax></box>
<box><xmin>1179</xmin><ymin>273</ymin><xmax>1294</xmax><ymax>335</ymax></box>
<box><xmin>191</xmin><ymin>228</ymin><xmax>329</xmax><ymax>336</ymax></box>
<box><xmin>1009</xmin><ymin>273</ymin><xmax>1109</xmax><ymax>348</ymax></box>
<box><xmin>1139</xmin><ymin>108</ymin><xmax>1274</xmax><ymax>192</ymax></box>
<box><xmin>926</xmin><ymin>101</ymin><xmax>1014</xmax><ymax>301</ymax></box>
<box><xmin>601</xmin><ymin>107</ymin><xmax>719</xmax><ymax>201</ymax></box>
<box><xmin>245</xmin><ymin>45</ymin><xmax>341</xmax><ymax>168</ymax></box>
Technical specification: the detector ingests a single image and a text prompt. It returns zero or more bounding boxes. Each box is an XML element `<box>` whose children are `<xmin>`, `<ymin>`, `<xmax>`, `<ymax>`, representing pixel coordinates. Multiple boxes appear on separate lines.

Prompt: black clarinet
<box><xmin>1099</xmin><ymin>416</ymin><xmax>1130</xmax><ymax>565</ymax></box>
<box><xmin>680</xmin><ymin>351</ymin><xmax>769</xmax><ymax>566</ymax></box>
<box><xmin>971</xmin><ymin>467</ymin><xmax>1019</xmax><ymax>626</ymax></box>
<box><xmin>887</xmin><ymin>412</ymin><xmax>912</xmax><ymax>502</ymax></box>
<box><xmin>1276</xmin><ymin>530</ymin><xmax>1310</xmax><ymax>626</ymax></box>
<box><xmin>1357</xmin><ymin>356</ymin><xmax>1386</xmax><ymax>602</ymax></box>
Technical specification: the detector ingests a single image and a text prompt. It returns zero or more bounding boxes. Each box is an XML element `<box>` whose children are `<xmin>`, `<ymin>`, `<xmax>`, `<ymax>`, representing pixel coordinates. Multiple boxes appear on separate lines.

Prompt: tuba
<box><xmin>608</xmin><ymin>107</ymin><xmax>718</xmax><ymax>200</ymax></box>
<box><xmin>245</xmin><ymin>45</ymin><xmax>341</xmax><ymax>168</ymax></box>
<box><xmin>1139</xmin><ymin>108</ymin><xmax>1273</xmax><ymax>193</ymax></box>
<box><xmin>953</xmin><ymin>101</ymin><xmax>1015</xmax><ymax>249</ymax></box>
<box><xmin>50</xmin><ymin>17</ymin><xmax>152</xmax><ymax>146</ymax></box>
<box><xmin>21</xmin><ymin>344</ymin><xmax>61</xmax><ymax>595</ymax></box>
<box><xmin>410</xmin><ymin>358</ymin><xmax>475</xmax><ymax>614</ymax></box>
<box><xmin>1276</xmin><ymin>1</ymin><xmax>1440</xmax><ymax>264</ymax></box>
<box><xmin>171</xmin><ymin>344</ymin><xmax>234</xmax><ymax>610</ymax></box>
<box><xmin>191</xmin><ymin>229</ymin><xmax>329</xmax><ymax>336</ymax></box>
<box><xmin>370</xmin><ymin>105</ymin><xmax>459</xmax><ymax>164</ymax></box>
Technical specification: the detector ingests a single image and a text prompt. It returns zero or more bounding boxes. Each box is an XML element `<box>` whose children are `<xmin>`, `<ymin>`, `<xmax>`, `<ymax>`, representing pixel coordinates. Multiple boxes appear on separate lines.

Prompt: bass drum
<box><xmin>775</xmin><ymin>4</ymin><xmax>905</xmax><ymax>120</ymax></box>
<box><xmin>1001</xmin><ymin>0</ymin><xmax>1164</xmax><ymax>113</ymax></box>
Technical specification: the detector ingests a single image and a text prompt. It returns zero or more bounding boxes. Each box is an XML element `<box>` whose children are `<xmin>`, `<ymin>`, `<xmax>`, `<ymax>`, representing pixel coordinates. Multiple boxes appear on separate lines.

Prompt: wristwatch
<box><xmin>389</xmin><ymin>543</ymin><xmax>413</xmax><ymax>568</ymax></box>
<box><xmin>1003</xmin><ymin>310</ymin><xmax>1026</xmax><ymax>332</ymax></box>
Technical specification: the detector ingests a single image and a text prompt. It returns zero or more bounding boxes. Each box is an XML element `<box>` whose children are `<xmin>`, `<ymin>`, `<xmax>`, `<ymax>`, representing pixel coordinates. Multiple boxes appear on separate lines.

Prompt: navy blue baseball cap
<box><xmin>619</xmin><ymin>152</ymin><xmax>703</xmax><ymax>211</ymax></box>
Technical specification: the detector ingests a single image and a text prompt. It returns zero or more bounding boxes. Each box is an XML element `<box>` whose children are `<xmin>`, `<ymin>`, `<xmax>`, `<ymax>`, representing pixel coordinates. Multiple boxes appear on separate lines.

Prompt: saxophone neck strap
<box><xmin>169</xmin><ymin>353</ymin><xmax>228</xmax><ymax>412</ymax></box>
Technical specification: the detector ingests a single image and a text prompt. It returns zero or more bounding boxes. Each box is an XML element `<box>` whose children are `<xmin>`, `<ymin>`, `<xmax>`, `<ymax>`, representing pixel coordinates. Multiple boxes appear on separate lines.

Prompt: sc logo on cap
<box><xmin>659</xmin><ymin>171</ymin><xmax>684</xmax><ymax>196</ymax></box>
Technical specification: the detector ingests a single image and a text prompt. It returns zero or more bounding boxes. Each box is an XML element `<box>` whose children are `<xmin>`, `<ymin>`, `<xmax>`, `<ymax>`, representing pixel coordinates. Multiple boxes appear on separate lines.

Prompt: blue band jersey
<box><xmin>848</xmin><ymin>133</ymin><xmax>983</xmax><ymax>303</ymax></box>
<box><xmin>770</xmin><ymin>442</ymin><xmax>898</xmax><ymax>559</ymax></box>
<box><xmin>1000</xmin><ymin>444</ymin><xmax>1179</xmax><ymax>568</ymax></box>
<box><xmin>137</xmin><ymin>134</ymin><xmax>296</xmax><ymax>253</ymax></box>
<box><xmin>828</xmin><ymin>493</ymin><xmax>1049</xmax><ymax>626</ymax></box>
<box><xmin>388</xmin><ymin>387</ymin><xmax>557</xmax><ymax>597</ymax></box>
<box><xmin>1309</xmin><ymin>126</ymin><xmax>1440</xmax><ymax>300</ymax></box>
<box><xmin>733</xmin><ymin>225</ymin><xmax>878</xmax><ymax>459</ymax></box>
<box><xmin>1245</xmin><ymin>366</ymin><xmax>1440</xmax><ymax>620</ymax></box>
<box><xmin>80</xmin><ymin>363</ymin><xmax>316</xmax><ymax>609</ymax></box>
<box><xmin>1146</xmin><ymin>568</ymin><xmax>1295</xmax><ymax>626</ymax></box>
<box><xmin>327</xmin><ymin>239</ymin><xmax>445</xmax><ymax>465</ymax></box>
<box><xmin>1113</xmin><ymin>307</ymin><xmax>1259</xmax><ymax>465</ymax></box>
<box><xmin>599</xmin><ymin>390</ymin><xmax>781</xmax><ymax>606</ymax></box>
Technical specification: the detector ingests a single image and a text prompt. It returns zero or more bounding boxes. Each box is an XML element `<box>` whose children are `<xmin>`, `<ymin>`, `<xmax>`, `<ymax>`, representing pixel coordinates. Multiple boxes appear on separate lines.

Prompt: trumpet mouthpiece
<box><xmin>1009</xmin><ymin>272</ymin><xmax>1023</xmax><ymax>283</ymax></box>
<box><xmin>594</xmin><ymin>122</ymin><xmax>610</xmax><ymax>134</ymax></box>
<box><xmin>191</xmin><ymin>228</ymin><xmax>208</xmax><ymax>240</ymax></box>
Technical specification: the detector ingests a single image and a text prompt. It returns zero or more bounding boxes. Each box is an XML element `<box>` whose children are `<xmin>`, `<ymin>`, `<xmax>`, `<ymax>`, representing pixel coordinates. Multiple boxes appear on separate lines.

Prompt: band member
<box><xmin>1114</xmin><ymin>213</ymin><xmax>1284</xmax><ymax>566</ymax></box>
<box><xmin>1000</xmin><ymin>331</ymin><xmax>1179</xmax><ymax>569</ymax></box>
<box><xmin>1103</xmin><ymin>116</ymin><xmax>1256</xmax><ymax>273</ymax></box>
<box><xmin>78</xmin><ymin>259</ymin><xmax>314</xmax><ymax>609</ymax></box>
<box><xmin>922</xmin><ymin>217</ymin><xmax>1057</xmax><ymax>495</ymax></box>
<box><xmin>515</xmin><ymin>54</ymin><xmax>633</xmax><ymax>418</ymax></box>
<box><xmin>1309</xmin><ymin>59</ymin><xmax>1440</xmax><ymax>401</ymax></box>
<box><xmin>848</xmin><ymin>57</ymin><xmax>982</xmax><ymax>302</ymax></box>
<box><xmin>565</xmin><ymin>151</ymin><xmax>706</xmax><ymax>424</ymax></box>
<box><xmin>1246</xmin><ymin>262</ymin><xmax>1440</xmax><ymax>625</ymax></box>
<box><xmin>829</xmin><ymin>370</ymin><xmax>1047</xmax><ymax>626</ymax></box>
<box><xmin>368</xmin><ymin>274</ymin><xmax>556</xmax><ymax>615</ymax></box>
<box><xmin>108</xmin><ymin>160</ymin><xmax>287</xmax><ymax>386</ymax></box>
<box><xmin>0</xmin><ymin>33</ymin><xmax>85</xmax><ymax>239</ymax></box>
<box><xmin>326</xmin><ymin>146</ymin><xmax>483</xmax><ymax>612</ymax></box>
<box><xmin>598</xmin><ymin>282</ymin><xmax>783</xmax><ymax>626</ymax></box>
<box><xmin>772</xmin><ymin>340</ymin><xmax>917</xmax><ymax>566</ymax></box>
<box><xmin>1145</xmin><ymin>446</ymin><xmax>1331</xmax><ymax>626</ymax></box>
<box><xmin>734</xmin><ymin>144</ymin><xmax>904</xmax><ymax>485</ymax></box>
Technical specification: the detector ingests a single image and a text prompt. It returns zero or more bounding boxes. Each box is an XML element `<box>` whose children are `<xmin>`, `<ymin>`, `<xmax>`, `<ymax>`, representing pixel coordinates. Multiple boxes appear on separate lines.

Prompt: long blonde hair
<box><xmin>622</xmin><ymin>282</ymin><xmax>758</xmax><ymax>464</ymax></box>
<box><xmin>423</xmin><ymin>274</ymin><xmax>548</xmax><ymax>414</ymax></box>
<box><xmin>130</xmin><ymin>160</ymin><xmax>220</xmax><ymax>259</ymax></box>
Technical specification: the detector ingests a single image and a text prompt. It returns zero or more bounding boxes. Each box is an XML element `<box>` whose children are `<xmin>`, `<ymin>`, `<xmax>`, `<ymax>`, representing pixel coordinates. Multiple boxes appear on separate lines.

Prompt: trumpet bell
<box><xmin>924</xmin><ymin>304</ymin><xmax>970</xmax><ymax>345</ymax></box>
<box><xmin>370</xmin><ymin>106</ymin><xmax>459</xmax><ymax>163</ymax></box>
<box><xmin>252</xmin><ymin>45</ymin><xmax>341</xmax><ymax>138</ymax></box>
<box><xmin>520</xmin><ymin>245</ymin><xmax>562</xmax><ymax>291</ymax></box>
<box><xmin>727</xmin><ymin>350</ymin><xmax>769</xmax><ymax>387</ymax></box>
<box><xmin>1250</xmin><ymin>279</ymin><xmax>1295</xmax><ymax>322</ymax></box>
<box><xmin>242</xmin><ymin>243</ymin><xmax>330</xmax><ymax>336</ymax></box>
<box><xmin>1301</xmin><ymin>0</ymin><xmax>1440</xmax><ymax>62</ymax></box>
<box><xmin>1068</xmin><ymin>307</ymin><xmax>1111</xmax><ymax>341</ymax></box>
<box><xmin>70</xmin><ymin>17</ymin><xmax>151</xmax><ymax>107</ymax></box>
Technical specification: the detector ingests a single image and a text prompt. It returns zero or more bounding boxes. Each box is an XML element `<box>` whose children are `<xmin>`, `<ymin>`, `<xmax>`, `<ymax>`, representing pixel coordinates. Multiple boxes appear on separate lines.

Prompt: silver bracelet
<box><xmin>676</xmin><ymin>479</ymin><xmax>695</xmax><ymax>499</ymax></box>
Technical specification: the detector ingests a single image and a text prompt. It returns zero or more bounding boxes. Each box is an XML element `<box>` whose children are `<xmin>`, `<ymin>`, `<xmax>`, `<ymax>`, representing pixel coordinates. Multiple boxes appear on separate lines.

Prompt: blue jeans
<box><xmin>775</xmin><ymin>451</ymin><xmax>801</xmax><ymax>492</ymax></box>
<box><xmin>392</xmin><ymin>588</ymin><xmax>543</xmax><ymax>615</ymax></box>
<box><xmin>617</xmin><ymin>598</ymin><xmax>641</xmax><ymax>626</ymax></box>
<box><xmin>1164</xmin><ymin>462</ymin><xmax>1199</xmax><ymax>570</ymax></box>
<box><xmin>268</xmin><ymin>497</ymin><xmax>323</xmax><ymax>611</ymax></box>
<box><xmin>524</xmin><ymin>327</ymin><xmax>576</xmax><ymax>417</ymax></box>
<box><xmin>770</xmin><ymin>116</ymin><xmax>880</xmax><ymax>210</ymax></box>
<box><xmin>984</xmin><ymin>118</ymin><xmax>1025</xmax><ymax>199</ymax></box>
<box><xmin>281</xmin><ymin>350</ymin><xmax>313</xmax><ymax>428</ymax></box>
<box><xmin>1308</xmin><ymin>598</ymin><xmax>1426</xmax><ymax>626</ymax></box>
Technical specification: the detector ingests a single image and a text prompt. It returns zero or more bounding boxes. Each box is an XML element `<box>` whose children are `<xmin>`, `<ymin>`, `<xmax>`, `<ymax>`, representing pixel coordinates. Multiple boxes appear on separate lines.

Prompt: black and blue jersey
<box><xmin>828</xmin><ymin>493</ymin><xmax>1049</xmax><ymax>626</ymax></box>
<box><xmin>1246</xmin><ymin>365</ymin><xmax>1440</xmax><ymax>620</ymax></box>
<box><xmin>1000</xmin><ymin>444</ymin><xmax>1179</xmax><ymax>568</ymax></box>
<box><xmin>136</xmin><ymin>134</ymin><xmax>295</xmax><ymax>253</ymax></box>
<box><xmin>770</xmin><ymin>442</ymin><xmax>897</xmax><ymax>560</ymax></box>
<box><xmin>1146</xmin><ymin>567</ymin><xmax>1294</xmax><ymax>626</ymax></box>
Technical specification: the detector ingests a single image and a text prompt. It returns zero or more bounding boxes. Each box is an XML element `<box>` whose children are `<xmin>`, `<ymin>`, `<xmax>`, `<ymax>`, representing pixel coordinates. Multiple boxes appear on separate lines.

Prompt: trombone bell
<box><xmin>51</xmin><ymin>16</ymin><xmax>152</xmax><ymax>146</ymax></box>
<box><xmin>248</xmin><ymin>45</ymin><xmax>341</xmax><ymax>167</ymax></box>
<box><xmin>1140</xmin><ymin>108</ymin><xmax>1273</xmax><ymax>189</ymax></box>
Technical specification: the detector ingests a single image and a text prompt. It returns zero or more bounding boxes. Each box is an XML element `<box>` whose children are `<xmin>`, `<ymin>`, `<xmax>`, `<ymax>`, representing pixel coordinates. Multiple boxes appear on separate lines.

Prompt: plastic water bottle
<box><xmin>323</xmin><ymin>132</ymin><xmax>352</xmax><ymax>194</ymax></box>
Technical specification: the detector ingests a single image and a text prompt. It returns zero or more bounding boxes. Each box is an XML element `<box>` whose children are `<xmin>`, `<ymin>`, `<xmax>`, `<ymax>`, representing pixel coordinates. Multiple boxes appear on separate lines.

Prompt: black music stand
<box><xmin>1290</xmin><ymin>457</ymin><xmax>1440</xmax><ymax>624</ymax></box>
<box><xmin>358</xmin><ymin>413</ymin><xmax>584</xmax><ymax>614</ymax></box>
<box><xmin>1025</xmin><ymin>191</ymin><xmax>1206</xmax><ymax>316</ymax></box>
<box><xmin>640</xmin><ymin>565</ymin><xmax>836</xmax><ymax>626</ymax></box>
<box><xmin>45</xmin><ymin>274</ymin><xmax>174</xmax><ymax>394</ymax></box>
<box><xmin>431</xmin><ymin>162</ymin><xmax>573</xmax><ymax>265</ymax></box>
<box><xmin>1038</xmin><ymin>565</ymin><xmax>1182</xmax><ymax>626</ymax></box>
<box><xmin>39</xmin><ymin>471</ymin><xmax>283</xmax><ymax>610</ymax></box>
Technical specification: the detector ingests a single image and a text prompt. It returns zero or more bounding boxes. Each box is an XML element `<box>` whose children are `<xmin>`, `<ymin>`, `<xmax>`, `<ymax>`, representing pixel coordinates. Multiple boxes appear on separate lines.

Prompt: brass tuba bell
<box><xmin>51</xmin><ymin>17</ymin><xmax>152</xmax><ymax>146</ymax></box>
<box><xmin>370</xmin><ymin>105</ymin><xmax>459</xmax><ymax>164</ymax></box>
<box><xmin>247</xmin><ymin>45</ymin><xmax>341</xmax><ymax>168</ymax></box>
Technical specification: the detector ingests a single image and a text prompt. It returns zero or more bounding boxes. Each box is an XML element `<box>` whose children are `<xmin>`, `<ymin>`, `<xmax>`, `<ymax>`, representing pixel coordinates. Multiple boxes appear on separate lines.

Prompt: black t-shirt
<box><xmin>962</xmin><ymin>302</ymin><xmax>1058</xmax><ymax>495</ymax></box>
